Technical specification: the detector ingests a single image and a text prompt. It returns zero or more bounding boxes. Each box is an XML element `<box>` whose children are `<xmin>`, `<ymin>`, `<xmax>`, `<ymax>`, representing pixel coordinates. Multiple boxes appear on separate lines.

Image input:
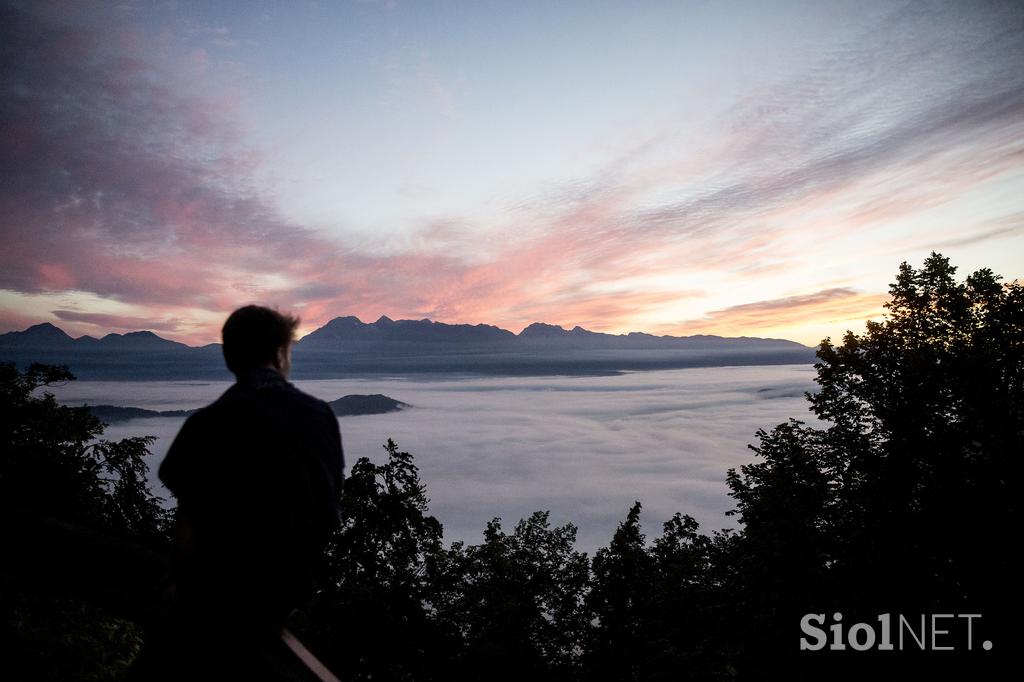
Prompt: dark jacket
<box><xmin>158</xmin><ymin>367</ymin><xmax>344</xmax><ymax>631</ymax></box>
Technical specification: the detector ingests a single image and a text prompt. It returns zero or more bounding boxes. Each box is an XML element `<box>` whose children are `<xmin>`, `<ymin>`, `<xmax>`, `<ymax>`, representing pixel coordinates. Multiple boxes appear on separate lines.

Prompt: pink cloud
<box><xmin>36</xmin><ymin>264</ymin><xmax>77</xmax><ymax>291</ymax></box>
<box><xmin>0</xmin><ymin>310</ymin><xmax>41</xmax><ymax>335</ymax></box>
<box><xmin>51</xmin><ymin>310</ymin><xmax>185</xmax><ymax>334</ymax></box>
<box><xmin>2</xmin><ymin>1</ymin><xmax>1023</xmax><ymax>347</ymax></box>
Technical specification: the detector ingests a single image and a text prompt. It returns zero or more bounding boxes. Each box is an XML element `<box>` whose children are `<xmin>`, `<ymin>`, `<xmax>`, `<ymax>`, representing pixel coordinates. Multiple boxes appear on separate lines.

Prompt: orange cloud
<box><xmin>665</xmin><ymin>289</ymin><xmax>889</xmax><ymax>340</ymax></box>
<box><xmin>3</xmin><ymin>1</ymin><xmax>1023</xmax><ymax>348</ymax></box>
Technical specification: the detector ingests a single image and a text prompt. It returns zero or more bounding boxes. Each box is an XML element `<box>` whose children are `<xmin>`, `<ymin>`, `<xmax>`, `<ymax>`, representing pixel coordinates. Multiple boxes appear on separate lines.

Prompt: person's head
<box><xmin>222</xmin><ymin>305</ymin><xmax>300</xmax><ymax>377</ymax></box>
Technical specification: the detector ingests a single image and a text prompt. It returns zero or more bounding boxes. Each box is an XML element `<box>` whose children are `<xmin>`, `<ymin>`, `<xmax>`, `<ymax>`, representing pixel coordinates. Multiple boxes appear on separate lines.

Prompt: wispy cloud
<box><xmin>0</xmin><ymin>2</ymin><xmax>393</xmax><ymax>338</ymax></box>
<box><xmin>1</xmin><ymin>1</ymin><xmax>1022</xmax><ymax>344</ymax></box>
<box><xmin>51</xmin><ymin>310</ymin><xmax>186</xmax><ymax>334</ymax></box>
<box><xmin>672</xmin><ymin>289</ymin><xmax>888</xmax><ymax>338</ymax></box>
<box><xmin>928</xmin><ymin>212</ymin><xmax>1024</xmax><ymax>250</ymax></box>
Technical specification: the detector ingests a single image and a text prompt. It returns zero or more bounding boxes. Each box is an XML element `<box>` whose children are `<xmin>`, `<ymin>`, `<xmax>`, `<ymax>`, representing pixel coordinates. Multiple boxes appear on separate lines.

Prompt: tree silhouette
<box><xmin>0</xmin><ymin>362</ymin><xmax>169</xmax><ymax>680</ymax></box>
<box><xmin>0</xmin><ymin>363</ymin><xmax>169</xmax><ymax>536</ymax></box>
<box><xmin>585</xmin><ymin>502</ymin><xmax>655</xmax><ymax>681</ymax></box>
<box><xmin>296</xmin><ymin>438</ymin><xmax>449</xmax><ymax>681</ymax></box>
<box><xmin>428</xmin><ymin>511</ymin><xmax>589</xmax><ymax>682</ymax></box>
<box><xmin>723</xmin><ymin>253</ymin><xmax>1022</xmax><ymax>678</ymax></box>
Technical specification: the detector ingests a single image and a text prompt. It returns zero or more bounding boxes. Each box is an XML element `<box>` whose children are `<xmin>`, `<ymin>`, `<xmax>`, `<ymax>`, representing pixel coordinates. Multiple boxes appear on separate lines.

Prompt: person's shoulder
<box><xmin>187</xmin><ymin>380</ymin><xmax>242</xmax><ymax>411</ymax></box>
<box><xmin>280</xmin><ymin>381</ymin><xmax>335</xmax><ymax>417</ymax></box>
<box><xmin>179</xmin><ymin>381</ymin><xmax>247</xmax><ymax>427</ymax></box>
<box><xmin>160</xmin><ymin>404</ymin><xmax>215</xmax><ymax>487</ymax></box>
<box><xmin>185</xmin><ymin>391</ymin><xmax>233</xmax><ymax>421</ymax></box>
<box><xmin>171</xmin><ymin>402</ymin><xmax>219</xmax><ymax>441</ymax></box>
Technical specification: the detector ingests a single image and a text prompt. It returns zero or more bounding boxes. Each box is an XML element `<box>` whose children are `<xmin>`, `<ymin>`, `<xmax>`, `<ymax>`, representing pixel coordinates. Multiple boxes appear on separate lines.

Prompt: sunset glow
<box><xmin>2</xmin><ymin>0</ymin><xmax>1022</xmax><ymax>346</ymax></box>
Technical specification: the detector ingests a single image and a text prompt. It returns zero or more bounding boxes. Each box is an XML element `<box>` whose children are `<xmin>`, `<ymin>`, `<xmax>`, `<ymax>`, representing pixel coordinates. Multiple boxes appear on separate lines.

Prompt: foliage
<box><xmin>586</xmin><ymin>501</ymin><xmax>655</xmax><ymax>681</ymax></box>
<box><xmin>429</xmin><ymin>512</ymin><xmax>590</xmax><ymax>682</ymax></box>
<box><xmin>297</xmin><ymin>439</ymin><xmax>449</xmax><ymax>681</ymax></box>
<box><xmin>584</xmin><ymin>503</ymin><xmax>734</xmax><ymax>681</ymax></box>
<box><xmin>0</xmin><ymin>362</ymin><xmax>169</xmax><ymax>537</ymax></box>
<box><xmin>0</xmin><ymin>575</ymin><xmax>143</xmax><ymax>682</ymax></box>
<box><xmin>0</xmin><ymin>362</ymin><xmax>170</xmax><ymax>680</ymax></box>
<box><xmin>298</xmin><ymin>440</ymin><xmax>592</xmax><ymax>682</ymax></box>
<box><xmin>808</xmin><ymin>254</ymin><xmax>1022</xmax><ymax>604</ymax></box>
<box><xmin>722</xmin><ymin>253</ymin><xmax>1022</xmax><ymax>676</ymax></box>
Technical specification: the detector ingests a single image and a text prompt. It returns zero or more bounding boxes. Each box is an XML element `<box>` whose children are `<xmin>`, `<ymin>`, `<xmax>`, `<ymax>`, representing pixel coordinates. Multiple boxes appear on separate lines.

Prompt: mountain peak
<box><xmin>24</xmin><ymin>322</ymin><xmax>72</xmax><ymax>339</ymax></box>
<box><xmin>0</xmin><ymin>322</ymin><xmax>75</xmax><ymax>347</ymax></box>
<box><xmin>323</xmin><ymin>316</ymin><xmax>366</xmax><ymax>328</ymax></box>
<box><xmin>375</xmin><ymin>315</ymin><xmax>395</xmax><ymax>325</ymax></box>
<box><xmin>96</xmin><ymin>330</ymin><xmax>185</xmax><ymax>349</ymax></box>
<box><xmin>519</xmin><ymin>322</ymin><xmax>567</xmax><ymax>338</ymax></box>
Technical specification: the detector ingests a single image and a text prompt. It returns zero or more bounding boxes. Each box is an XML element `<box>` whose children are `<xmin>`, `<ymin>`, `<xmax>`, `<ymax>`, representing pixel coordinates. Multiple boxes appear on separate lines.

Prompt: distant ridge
<box><xmin>1</xmin><ymin>316</ymin><xmax>816</xmax><ymax>380</ymax></box>
<box><xmin>297</xmin><ymin>315</ymin><xmax>804</xmax><ymax>351</ymax></box>
<box><xmin>0</xmin><ymin>323</ymin><xmax>193</xmax><ymax>351</ymax></box>
<box><xmin>300</xmin><ymin>315</ymin><xmax>516</xmax><ymax>347</ymax></box>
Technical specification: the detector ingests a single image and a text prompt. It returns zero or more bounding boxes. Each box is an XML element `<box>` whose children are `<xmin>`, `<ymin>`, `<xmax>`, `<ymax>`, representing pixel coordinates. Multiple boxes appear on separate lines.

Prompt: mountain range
<box><xmin>0</xmin><ymin>317</ymin><xmax>816</xmax><ymax>379</ymax></box>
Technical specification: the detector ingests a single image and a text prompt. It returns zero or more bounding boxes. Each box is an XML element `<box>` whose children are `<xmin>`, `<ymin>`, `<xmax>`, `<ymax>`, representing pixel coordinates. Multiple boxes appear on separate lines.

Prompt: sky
<box><xmin>2</xmin><ymin>0</ymin><xmax>1023</xmax><ymax>346</ymax></box>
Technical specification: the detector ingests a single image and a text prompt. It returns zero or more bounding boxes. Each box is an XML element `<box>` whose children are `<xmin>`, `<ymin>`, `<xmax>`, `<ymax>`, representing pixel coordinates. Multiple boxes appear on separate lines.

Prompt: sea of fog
<box><xmin>47</xmin><ymin>365</ymin><xmax>821</xmax><ymax>553</ymax></box>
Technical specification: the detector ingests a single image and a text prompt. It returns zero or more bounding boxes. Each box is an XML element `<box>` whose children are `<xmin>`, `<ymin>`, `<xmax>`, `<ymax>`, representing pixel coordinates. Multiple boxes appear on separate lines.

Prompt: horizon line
<box><xmin>1</xmin><ymin>315</ymin><xmax>814</xmax><ymax>349</ymax></box>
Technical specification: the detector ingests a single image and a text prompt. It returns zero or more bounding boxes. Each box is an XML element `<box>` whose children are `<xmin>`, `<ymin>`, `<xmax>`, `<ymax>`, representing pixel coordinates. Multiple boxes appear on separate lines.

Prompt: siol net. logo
<box><xmin>799</xmin><ymin>613</ymin><xmax>992</xmax><ymax>652</ymax></box>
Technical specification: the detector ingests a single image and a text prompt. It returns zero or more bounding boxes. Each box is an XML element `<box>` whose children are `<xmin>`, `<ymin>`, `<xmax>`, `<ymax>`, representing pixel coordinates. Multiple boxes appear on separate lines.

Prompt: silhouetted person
<box><xmin>132</xmin><ymin>306</ymin><xmax>344</xmax><ymax>680</ymax></box>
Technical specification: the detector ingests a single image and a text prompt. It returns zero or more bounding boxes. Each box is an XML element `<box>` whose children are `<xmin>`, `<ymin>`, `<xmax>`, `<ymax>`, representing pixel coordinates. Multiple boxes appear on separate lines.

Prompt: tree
<box><xmin>585</xmin><ymin>504</ymin><xmax>735</xmax><ymax>681</ymax></box>
<box><xmin>647</xmin><ymin>514</ymin><xmax>735</xmax><ymax>680</ymax></box>
<box><xmin>808</xmin><ymin>254</ymin><xmax>1022</xmax><ymax>608</ymax></box>
<box><xmin>725</xmin><ymin>253</ymin><xmax>1023</xmax><ymax>677</ymax></box>
<box><xmin>585</xmin><ymin>502</ymin><xmax>655</xmax><ymax>682</ymax></box>
<box><xmin>429</xmin><ymin>512</ymin><xmax>590</xmax><ymax>682</ymax></box>
<box><xmin>296</xmin><ymin>439</ymin><xmax>449</xmax><ymax>681</ymax></box>
<box><xmin>0</xmin><ymin>362</ymin><xmax>170</xmax><ymax>680</ymax></box>
<box><xmin>0</xmin><ymin>363</ymin><xmax>169</xmax><ymax>536</ymax></box>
